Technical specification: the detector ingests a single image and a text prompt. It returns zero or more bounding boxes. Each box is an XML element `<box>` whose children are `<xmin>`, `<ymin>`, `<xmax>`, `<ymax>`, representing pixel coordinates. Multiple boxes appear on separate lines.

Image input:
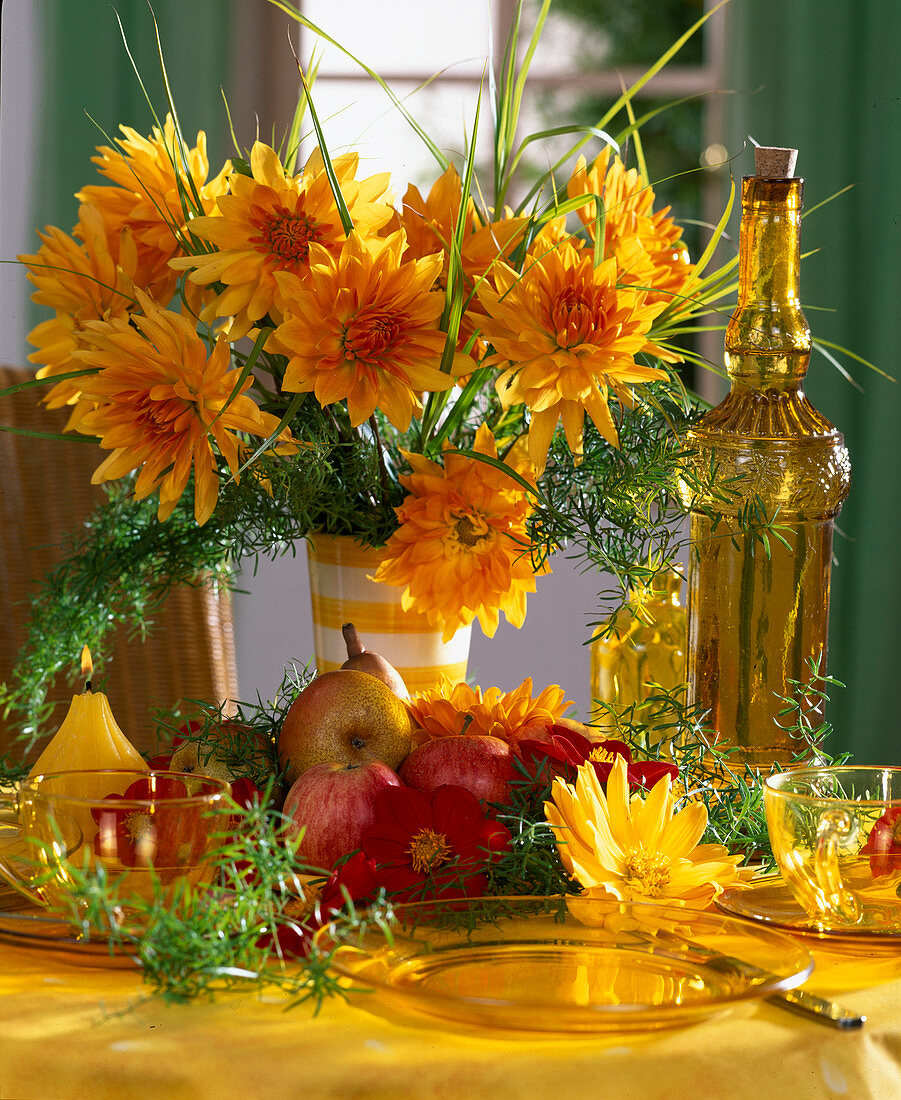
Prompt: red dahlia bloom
<box><xmin>860</xmin><ymin>807</ymin><xmax>901</xmax><ymax>878</ymax></box>
<box><xmin>516</xmin><ymin>724</ymin><xmax>677</xmax><ymax>791</ymax></box>
<box><xmin>360</xmin><ymin>784</ymin><xmax>511</xmax><ymax>903</ymax></box>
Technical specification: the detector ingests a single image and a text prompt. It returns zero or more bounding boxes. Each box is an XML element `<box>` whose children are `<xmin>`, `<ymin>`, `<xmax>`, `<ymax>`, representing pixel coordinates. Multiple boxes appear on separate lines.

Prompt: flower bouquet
<box><xmin>0</xmin><ymin>0</ymin><xmax>859</xmax><ymax>1009</ymax></box>
<box><xmin>1</xmin><ymin>0</ymin><xmax>741</xmax><ymax>740</ymax></box>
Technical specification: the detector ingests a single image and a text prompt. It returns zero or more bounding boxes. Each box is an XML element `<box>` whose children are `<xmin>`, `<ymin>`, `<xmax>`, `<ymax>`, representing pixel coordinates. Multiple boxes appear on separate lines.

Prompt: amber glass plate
<box><xmin>0</xmin><ymin>907</ymin><xmax>139</xmax><ymax>968</ymax></box>
<box><xmin>717</xmin><ymin>874</ymin><xmax>901</xmax><ymax>951</ymax></box>
<box><xmin>327</xmin><ymin>895</ymin><xmax>812</xmax><ymax>1036</ymax></box>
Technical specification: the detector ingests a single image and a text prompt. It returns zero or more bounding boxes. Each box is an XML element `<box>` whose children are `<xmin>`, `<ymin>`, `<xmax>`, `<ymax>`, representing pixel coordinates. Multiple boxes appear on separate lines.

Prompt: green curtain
<box><xmin>32</xmin><ymin>0</ymin><xmax>233</xmax><ymax>289</ymax></box>
<box><xmin>725</xmin><ymin>0</ymin><xmax>901</xmax><ymax>764</ymax></box>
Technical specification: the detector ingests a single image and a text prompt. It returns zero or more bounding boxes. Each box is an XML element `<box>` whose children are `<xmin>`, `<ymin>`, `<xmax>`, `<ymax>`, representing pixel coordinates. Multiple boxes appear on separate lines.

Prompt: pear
<box><xmin>278</xmin><ymin>669</ymin><xmax>414</xmax><ymax>787</ymax></box>
<box><xmin>340</xmin><ymin>623</ymin><xmax>409</xmax><ymax>699</ymax></box>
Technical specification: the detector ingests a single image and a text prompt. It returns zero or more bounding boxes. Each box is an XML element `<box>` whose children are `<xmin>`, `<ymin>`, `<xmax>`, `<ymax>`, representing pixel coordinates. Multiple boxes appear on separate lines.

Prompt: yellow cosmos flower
<box><xmin>77</xmin><ymin>115</ymin><xmax>230</xmax><ymax>303</ymax></box>
<box><xmin>19</xmin><ymin>203</ymin><xmax>138</xmax><ymax>412</ymax></box>
<box><xmin>71</xmin><ymin>290</ymin><xmax>292</xmax><ymax>525</ymax></box>
<box><xmin>545</xmin><ymin>756</ymin><xmax>748</xmax><ymax>912</ymax></box>
<box><xmin>407</xmin><ymin>676</ymin><xmax>571</xmax><ymax>746</ymax></box>
<box><xmin>373</xmin><ymin>423</ymin><xmax>549</xmax><ymax>640</ymax></box>
<box><xmin>479</xmin><ymin>241</ymin><xmax>675</xmax><ymax>472</ymax></box>
<box><xmin>170</xmin><ymin>143</ymin><xmax>394</xmax><ymax>340</ymax></box>
<box><xmin>567</xmin><ymin>149</ymin><xmax>693</xmax><ymax>303</ymax></box>
<box><xmin>269</xmin><ymin>229</ymin><xmax>464</xmax><ymax>431</ymax></box>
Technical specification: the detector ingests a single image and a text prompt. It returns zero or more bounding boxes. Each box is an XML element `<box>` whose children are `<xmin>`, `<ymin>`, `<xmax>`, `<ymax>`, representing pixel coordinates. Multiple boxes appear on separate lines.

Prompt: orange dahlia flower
<box><xmin>269</xmin><ymin>229</ymin><xmax>464</xmax><ymax>431</ymax></box>
<box><xmin>407</xmin><ymin>676</ymin><xmax>572</xmax><ymax>746</ymax></box>
<box><xmin>72</xmin><ymin>290</ymin><xmax>292</xmax><ymax>524</ymax></box>
<box><xmin>19</xmin><ymin>203</ymin><xmax>138</xmax><ymax>412</ymax></box>
<box><xmin>479</xmin><ymin>241</ymin><xmax>675</xmax><ymax>471</ymax></box>
<box><xmin>567</xmin><ymin>149</ymin><xmax>693</xmax><ymax>303</ymax></box>
<box><xmin>170</xmin><ymin>143</ymin><xmax>394</xmax><ymax>340</ymax></box>
<box><xmin>77</xmin><ymin>115</ymin><xmax>230</xmax><ymax>304</ymax></box>
<box><xmin>396</xmin><ymin>165</ymin><xmax>528</xmax><ymax>357</ymax></box>
<box><xmin>373</xmin><ymin>423</ymin><xmax>549</xmax><ymax>641</ymax></box>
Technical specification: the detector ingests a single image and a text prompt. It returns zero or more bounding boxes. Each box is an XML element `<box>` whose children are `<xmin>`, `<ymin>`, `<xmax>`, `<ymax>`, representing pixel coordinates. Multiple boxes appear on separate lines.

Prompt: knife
<box><xmin>642</xmin><ymin>931</ymin><xmax>865</xmax><ymax>1029</ymax></box>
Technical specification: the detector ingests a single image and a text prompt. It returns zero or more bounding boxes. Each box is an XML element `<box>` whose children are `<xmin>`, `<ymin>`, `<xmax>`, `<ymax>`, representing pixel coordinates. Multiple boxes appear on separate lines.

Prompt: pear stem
<box><xmin>342</xmin><ymin>622</ymin><xmax>366</xmax><ymax>658</ymax></box>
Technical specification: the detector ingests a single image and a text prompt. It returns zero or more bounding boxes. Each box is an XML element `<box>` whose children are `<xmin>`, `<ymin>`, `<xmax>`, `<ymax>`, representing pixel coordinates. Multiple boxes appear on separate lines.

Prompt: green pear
<box><xmin>278</xmin><ymin>669</ymin><xmax>414</xmax><ymax>787</ymax></box>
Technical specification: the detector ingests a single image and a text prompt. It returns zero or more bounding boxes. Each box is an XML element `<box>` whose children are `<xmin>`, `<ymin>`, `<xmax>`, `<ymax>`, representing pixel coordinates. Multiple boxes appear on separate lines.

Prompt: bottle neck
<box><xmin>725</xmin><ymin>176</ymin><xmax>810</xmax><ymax>389</ymax></box>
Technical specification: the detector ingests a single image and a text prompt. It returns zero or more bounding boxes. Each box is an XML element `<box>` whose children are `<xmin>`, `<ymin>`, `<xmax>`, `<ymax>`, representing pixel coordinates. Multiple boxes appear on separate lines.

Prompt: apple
<box><xmin>282</xmin><ymin>759</ymin><xmax>403</xmax><ymax>870</ymax></box>
<box><xmin>506</xmin><ymin>715</ymin><xmax>595</xmax><ymax>754</ymax></box>
<box><xmin>399</xmin><ymin>735</ymin><xmax>514</xmax><ymax>806</ymax></box>
<box><xmin>278</xmin><ymin>669</ymin><xmax>414</xmax><ymax>787</ymax></box>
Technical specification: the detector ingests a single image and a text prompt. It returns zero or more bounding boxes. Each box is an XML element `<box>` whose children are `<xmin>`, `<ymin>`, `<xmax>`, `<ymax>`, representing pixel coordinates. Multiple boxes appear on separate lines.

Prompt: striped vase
<box><xmin>307</xmin><ymin>533</ymin><xmax>471</xmax><ymax>695</ymax></box>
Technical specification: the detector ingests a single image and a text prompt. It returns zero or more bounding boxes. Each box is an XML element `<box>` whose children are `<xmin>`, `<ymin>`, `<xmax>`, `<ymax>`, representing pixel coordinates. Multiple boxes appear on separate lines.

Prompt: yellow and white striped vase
<box><xmin>306</xmin><ymin>533</ymin><xmax>471</xmax><ymax>695</ymax></box>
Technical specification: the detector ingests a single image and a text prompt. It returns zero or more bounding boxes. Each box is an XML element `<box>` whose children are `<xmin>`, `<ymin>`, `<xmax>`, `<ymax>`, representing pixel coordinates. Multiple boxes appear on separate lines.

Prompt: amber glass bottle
<box><xmin>590</xmin><ymin>570</ymin><xmax>686</xmax><ymax>744</ymax></box>
<box><xmin>682</xmin><ymin>148</ymin><xmax>851</xmax><ymax>769</ymax></box>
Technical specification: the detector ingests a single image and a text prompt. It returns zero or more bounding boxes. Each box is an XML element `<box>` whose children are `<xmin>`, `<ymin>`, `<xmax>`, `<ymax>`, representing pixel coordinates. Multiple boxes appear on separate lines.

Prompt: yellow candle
<box><xmin>27</xmin><ymin>647</ymin><xmax>148</xmax><ymax>796</ymax></box>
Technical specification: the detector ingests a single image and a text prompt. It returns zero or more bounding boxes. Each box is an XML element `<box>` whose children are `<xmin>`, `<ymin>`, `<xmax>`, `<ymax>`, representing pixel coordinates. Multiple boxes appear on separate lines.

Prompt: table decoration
<box><xmin>680</xmin><ymin>147</ymin><xmax>852</xmax><ymax>770</ymax></box>
<box><xmin>0</xmin><ymin>0</ymin><xmax>882</xmax><ymax>1034</ymax></box>
<box><xmin>324</xmin><ymin>894</ymin><xmax>814</xmax><ymax>1035</ymax></box>
<box><xmin>589</xmin><ymin>566</ymin><xmax>686</xmax><ymax>739</ymax></box>
<box><xmin>26</xmin><ymin>647</ymin><xmax>147</xmax><ymax>782</ymax></box>
<box><xmin>0</xmin><ymin>768</ymin><xmax>231</xmax><ymax>913</ymax></box>
<box><xmin>763</xmin><ymin>765</ymin><xmax>901</xmax><ymax>932</ymax></box>
<box><xmin>307</xmin><ymin>533</ymin><xmax>471</xmax><ymax>693</ymax></box>
<box><xmin>717</xmin><ymin>873</ymin><xmax>901</xmax><ymax>954</ymax></box>
<box><xmin>0</xmin><ymin>0</ymin><xmax>749</xmax><ymax>745</ymax></box>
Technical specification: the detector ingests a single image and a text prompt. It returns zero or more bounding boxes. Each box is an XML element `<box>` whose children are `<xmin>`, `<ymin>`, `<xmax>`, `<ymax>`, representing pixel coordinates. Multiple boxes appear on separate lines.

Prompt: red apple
<box><xmin>399</xmin><ymin>736</ymin><xmax>514</xmax><ymax>806</ymax></box>
<box><xmin>283</xmin><ymin>760</ymin><xmax>403</xmax><ymax>870</ymax></box>
<box><xmin>507</xmin><ymin>715</ymin><xmax>594</xmax><ymax>754</ymax></box>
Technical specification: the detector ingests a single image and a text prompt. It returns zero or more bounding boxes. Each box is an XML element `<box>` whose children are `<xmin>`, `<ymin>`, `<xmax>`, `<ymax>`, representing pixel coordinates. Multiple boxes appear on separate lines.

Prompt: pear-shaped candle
<box><xmin>27</xmin><ymin>647</ymin><xmax>148</xmax><ymax>799</ymax></box>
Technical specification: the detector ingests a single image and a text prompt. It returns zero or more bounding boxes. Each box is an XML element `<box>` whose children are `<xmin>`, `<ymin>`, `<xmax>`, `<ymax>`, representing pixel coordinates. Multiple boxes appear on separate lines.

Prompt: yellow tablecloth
<box><xmin>1</xmin><ymin>922</ymin><xmax>900</xmax><ymax>1100</ymax></box>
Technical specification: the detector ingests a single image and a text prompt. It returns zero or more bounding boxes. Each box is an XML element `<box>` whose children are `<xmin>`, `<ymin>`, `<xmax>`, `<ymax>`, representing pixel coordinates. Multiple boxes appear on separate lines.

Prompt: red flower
<box><xmin>360</xmin><ymin>784</ymin><xmax>511</xmax><ymax>903</ymax></box>
<box><xmin>860</xmin><ymin>807</ymin><xmax>901</xmax><ymax>878</ymax></box>
<box><xmin>516</xmin><ymin>724</ymin><xmax>677</xmax><ymax>791</ymax></box>
<box><xmin>91</xmin><ymin>775</ymin><xmax>213</xmax><ymax>875</ymax></box>
<box><xmin>257</xmin><ymin>852</ymin><xmax>378</xmax><ymax>959</ymax></box>
<box><xmin>319</xmin><ymin>850</ymin><xmax>379</xmax><ymax>916</ymax></box>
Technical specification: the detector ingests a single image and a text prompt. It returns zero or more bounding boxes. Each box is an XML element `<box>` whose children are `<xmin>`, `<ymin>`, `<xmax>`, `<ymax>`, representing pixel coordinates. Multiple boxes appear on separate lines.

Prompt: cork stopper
<box><xmin>754</xmin><ymin>146</ymin><xmax>798</xmax><ymax>178</ymax></box>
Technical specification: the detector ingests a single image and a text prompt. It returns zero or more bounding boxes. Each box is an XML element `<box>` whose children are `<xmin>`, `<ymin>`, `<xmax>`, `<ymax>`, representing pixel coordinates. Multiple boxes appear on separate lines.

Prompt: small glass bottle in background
<box><xmin>590</xmin><ymin>568</ymin><xmax>687</xmax><ymax>746</ymax></box>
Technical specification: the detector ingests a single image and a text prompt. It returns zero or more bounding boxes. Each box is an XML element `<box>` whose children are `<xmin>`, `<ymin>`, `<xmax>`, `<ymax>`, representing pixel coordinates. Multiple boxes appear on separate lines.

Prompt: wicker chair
<box><xmin>0</xmin><ymin>366</ymin><xmax>240</xmax><ymax>761</ymax></box>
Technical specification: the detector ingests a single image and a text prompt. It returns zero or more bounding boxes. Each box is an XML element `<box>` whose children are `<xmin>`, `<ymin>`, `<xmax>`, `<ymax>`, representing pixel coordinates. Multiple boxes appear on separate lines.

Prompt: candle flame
<box><xmin>80</xmin><ymin>645</ymin><xmax>93</xmax><ymax>680</ymax></box>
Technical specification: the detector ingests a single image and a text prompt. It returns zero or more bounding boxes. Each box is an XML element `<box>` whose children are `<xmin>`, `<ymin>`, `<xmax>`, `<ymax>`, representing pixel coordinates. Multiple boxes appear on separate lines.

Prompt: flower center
<box><xmin>623</xmin><ymin>848</ymin><xmax>671</xmax><ymax>898</ymax></box>
<box><xmin>552</xmin><ymin>284</ymin><xmax>603</xmax><ymax>348</ymax></box>
<box><xmin>123</xmin><ymin>809</ymin><xmax>154</xmax><ymax>847</ymax></box>
<box><xmin>252</xmin><ymin>205</ymin><xmax>324</xmax><ymax>264</ymax></box>
<box><xmin>342</xmin><ymin>310</ymin><xmax>402</xmax><ymax>363</ymax></box>
<box><xmin>451</xmin><ymin>511</ymin><xmax>491</xmax><ymax>548</ymax></box>
<box><xmin>588</xmin><ymin>745</ymin><xmax>618</xmax><ymax>764</ymax></box>
<box><xmin>408</xmin><ymin>828</ymin><xmax>453</xmax><ymax>874</ymax></box>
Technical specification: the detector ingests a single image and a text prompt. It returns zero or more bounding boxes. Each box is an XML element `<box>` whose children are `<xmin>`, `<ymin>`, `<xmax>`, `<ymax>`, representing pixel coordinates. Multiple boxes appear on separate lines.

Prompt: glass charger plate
<box><xmin>0</xmin><ymin>907</ymin><xmax>139</xmax><ymax>969</ymax></box>
<box><xmin>327</xmin><ymin>895</ymin><xmax>812</xmax><ymax>1036</ymax></box>
<box><xmin>717</xmin><ymin>874</ymin><xmax>901</xmax><ymax>952</ymax></box>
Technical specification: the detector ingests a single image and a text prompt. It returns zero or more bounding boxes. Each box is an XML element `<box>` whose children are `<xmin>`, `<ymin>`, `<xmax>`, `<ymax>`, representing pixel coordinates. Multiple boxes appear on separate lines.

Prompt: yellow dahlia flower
<box><xmin>373</xmin><ymin>423</ymin><xmax>549</xmax><ymax>640</ymax></box>
<box><xmin>170</xmin><ymin>143</ymin><xmax>394</xmax><ymax>339</ymax></box>
<box><xmin>567</xmin><ymin>149</ymin><xmax>693</xmax><ymax>303</ymax></box>
<box><xmin>407</xmin><ymin>676</ymin><xmax>571</xmax><ymax>746</ymax></box>
<box><xmin>269</xmin><ymin>229</ymin><xmax>464</xmax><ymax>431</ymax></box>
<box><xmin>479</xmin><ymin>241</ymin><xmax>675</xmax><ymax>472</ymax></box>
<box><xmin>19</xmin><ymin>203</ymin><xmax>138</xmax><ymax>411</ymax></box>
<box><xmin>545</xmin><ymin>756</ymin><xmax>748</xmax><ymax>911</ymax></box>
<box><xmin>71</xmin><ymin>290</ymin><xmax>292</xmax><ymax>525</ymax></box>
<box><xmin>77</xmin><ymin>115</ymin><xmax>230</xmax><ymax>303</ymax></box>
